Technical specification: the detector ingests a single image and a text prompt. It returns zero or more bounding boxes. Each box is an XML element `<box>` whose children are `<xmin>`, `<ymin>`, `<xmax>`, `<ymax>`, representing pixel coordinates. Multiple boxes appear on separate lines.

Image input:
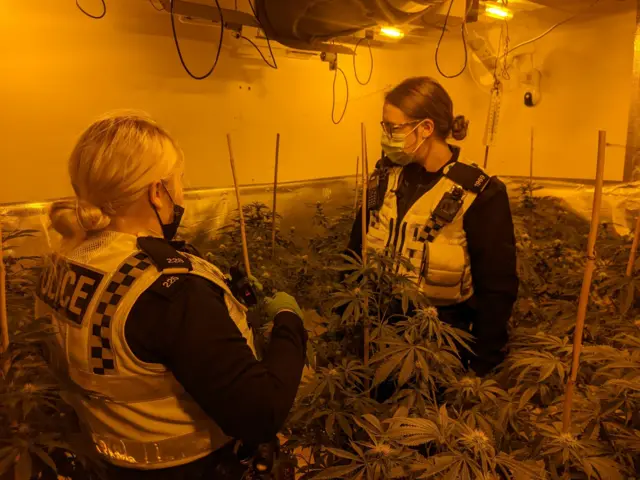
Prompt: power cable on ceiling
<box><xmin>149</xmin><ymin>0</ymin><xmax>164</xmax><ymax>11</ymax></box>
<box><xmin>434</xmin><ymin>0</ymin><xmax>468</xmax><ymax>79</ymax></box>
<box><xmin>247</xmin><ymin>0</ymin><xmax>278</xmax><ymax>69</ymax></box>
<box><xmin>500</xmin><ymin>0</ymin><xmax>601</xmax><ymax>61</ymax></box>
<box><xmin>170</xmin><ymin>0</ymin><xmax>225</xmax><ymax>80</ymax></box>
<box><xmin>239</xmin><ymin>34</ymin><xmax>278</xmax><ymax>68</ymax></box>
<box><xmin>76</xmin><ymin>0</ymin><xmax>106</xmax><ymax>19</ymax></box>
<box><xmin>332</xmin><ymin>67</ymin><xmax>349</xmax><ymax>125</ymax></box>
<box><xmin>353</xmin><ymin>38</ymin><xmax>373</xmax><ymax>86</ymax></box>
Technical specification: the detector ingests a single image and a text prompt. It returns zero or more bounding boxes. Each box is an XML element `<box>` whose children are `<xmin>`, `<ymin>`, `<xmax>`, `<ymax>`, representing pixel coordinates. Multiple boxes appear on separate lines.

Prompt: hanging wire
<box><xmin>435</xmin><ymin>0</ymin><xmax>468</xmax><ymax>78</ymax></box>
<box><xmin>332</xmin><ymin>67</ymin><xmax>349</xmax><ymax>125</ymax></box>
<box><xmin>170</xmin><ymin>0</ymin><xmax>225</xmax><ymax>80</ymax></box>
<box><xmin>149</xmin><ymin>0</ymin><xmax>164</xmax><ymax>11</ymax></box>
<box><xmin>353</xmin><ymin>38</ymin><xmax>373</xmax><ymax>86</ymax></box>
<box><xmin>499</xmin><ymin>0</ymin><xmax>601</xmax><ymax>61</ymax></box>
<box><xmin>240</xmin><ymin>34</ymin><xmax>278</xmax><ymax>68</ymax></box>
<box><xmin>76</xmin><ymin>0</ymin><xmax>106</xmax><ymax>19</ymax></box>
<box><xmin>247</xmin><ymin>0</ymin><xmax>278</xmax><ymax>69</ymax></box>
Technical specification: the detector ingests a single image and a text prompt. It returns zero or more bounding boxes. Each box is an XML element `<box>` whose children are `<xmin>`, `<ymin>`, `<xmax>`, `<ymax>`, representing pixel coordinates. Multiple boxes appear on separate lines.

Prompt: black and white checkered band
<box><xmin>416</xmin><ymin>216</ymin><xmax>445</xmax><ymax>243</ymax></box>
<box><xmin>88</xmin><ymin>252</ymin><xmax>153</xmax><ymax>375</ymax></box>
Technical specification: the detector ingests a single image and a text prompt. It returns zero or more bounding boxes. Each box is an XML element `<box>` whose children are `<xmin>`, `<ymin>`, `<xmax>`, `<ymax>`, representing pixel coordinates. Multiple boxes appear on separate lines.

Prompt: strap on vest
<box><xmin>444</xmin><ymin>161</ymin><xmax>490</xmax><ymax>194</ymax></box>
<box><xmin>137</xmin><ymin>237</ymin><xmax>192</xmax><ymax>274</ymax></box>
<box><xmin>417</xmin><ymin>162</ymin><xmax>490</xmax><ymax>244</ymax></box>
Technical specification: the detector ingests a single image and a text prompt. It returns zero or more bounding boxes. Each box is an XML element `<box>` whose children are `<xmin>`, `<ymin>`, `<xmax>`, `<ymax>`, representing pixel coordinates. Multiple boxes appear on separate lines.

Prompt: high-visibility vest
<box><xmin>35</xmin><ymin>231</ymin><xmax>256</xmax><ymax>470</ymax></box>
<box><xmin>365</xmin><ymin>158</ymin><xmax>490</xmax><ymax>305</ymax></box>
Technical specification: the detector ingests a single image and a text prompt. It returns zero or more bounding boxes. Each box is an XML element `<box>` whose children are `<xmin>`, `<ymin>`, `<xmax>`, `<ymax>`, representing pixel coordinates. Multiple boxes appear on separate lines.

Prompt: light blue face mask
<box><xmin>380</xmin><ymin>120</ymin><xmax>428</xmax><ymax>166</ymax></box>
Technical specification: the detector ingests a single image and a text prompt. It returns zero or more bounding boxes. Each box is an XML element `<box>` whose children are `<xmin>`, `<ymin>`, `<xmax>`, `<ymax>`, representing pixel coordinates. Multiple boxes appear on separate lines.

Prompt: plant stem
<box><xmin>354</xmin><ymin>155</ymin><xmax>360</xmax><ymax>214</ymax></box>
<box><xmin>272</xmin><ymin>133</ymin><xmax>280</xmax><ymax>259</ymax></box>
<box><xmin>0</xmin><ymin>222</ymin><xmax>8</xmax><ymax>353</ymax></box>
<box><xmin>562</xmin><ymin>130</ymin><xmax>606</xmax><ymax>433</ymax></box>
<box><xmin>226</xmin><ymin>134</ymin><xmax>252</xmax><ymax>277</ymax></box>
<box><xmin>625</xmin><ymin>216</ymin><xmax>640</xmax><ymax>277</ymax></box>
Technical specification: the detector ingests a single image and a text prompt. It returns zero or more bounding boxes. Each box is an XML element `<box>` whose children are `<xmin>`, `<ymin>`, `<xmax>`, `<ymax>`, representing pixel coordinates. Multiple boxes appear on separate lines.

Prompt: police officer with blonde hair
<box><xmin>347</xmin><ymin>77</ymin><xmax>518</xmax><ymax>377</ymax></box>
<box><xmin>36</xmin><ymin>112</ymin><xmax>307</xmax><ymax>479</ymax></box>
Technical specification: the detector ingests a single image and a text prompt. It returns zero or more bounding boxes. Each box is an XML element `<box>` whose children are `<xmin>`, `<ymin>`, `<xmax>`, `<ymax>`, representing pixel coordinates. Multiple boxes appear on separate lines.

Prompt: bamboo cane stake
<box><xmin>625</xmin><ymin>216</ymin><xmax>640</xmax><ymax>277</ymax></box>
<box><xmin>0</xmin><ymin>222</ymin><xmax>8</xmax><ymax>354</ymax></box>
<box><xmin>562</xmin><ymin>130</ymin><xmax>607</xmax><ymax>433</ymax></box>
<box><xmin>361</xmin><ymin>123</ymin><xmax>370</xmax><ymax>373</ymax></box>
<box><xmin>354</xmin><ymin>155</ymin><xmax>360</xmax><ymax>213</ymax></box>
<box><xmin>226</xmin><ymin>134</ymin><xmax>252</xmax><ymax>278</ymax></box>
<box><xmin>529</xmin><ymin>127</ymin><xmax>534</xmax><ymax>196</ymax></box>
<box><xmin>271</xmin><ymin>134</ymin><xmax>280</xmax><ymax>259</ymax></box>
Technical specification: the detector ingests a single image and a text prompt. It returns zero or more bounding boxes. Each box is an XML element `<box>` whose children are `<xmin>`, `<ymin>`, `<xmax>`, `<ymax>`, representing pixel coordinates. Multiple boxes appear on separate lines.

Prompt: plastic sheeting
<box><xmin>502</xmin><ymin>179</ymin><xmax>640</xmax><ymax>237</ymax></box>
<box><xmin>2</xmin><ymin>176</ymin><xmax>640</xmax><ymax>261</ymax></box>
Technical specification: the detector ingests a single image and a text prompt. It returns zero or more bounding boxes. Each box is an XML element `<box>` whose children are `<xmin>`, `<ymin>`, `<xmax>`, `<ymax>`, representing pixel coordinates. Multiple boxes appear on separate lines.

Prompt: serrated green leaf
<box><xmin>311</xmin><ymin>463</ymin><xmax>363</xmax><ymax>479</ymax></box>
<box><xmin>29</xmin><ymin>446</ymin><xmax>57</xmax><ymax>473</ymax></box>
<box><xmin>0</xmin><ymin>448</ymin><xmax>18</xmax><ymax>476</ymax></box>
<box><xmin>14</xmin><ymin>452</ymin><xmax>31</xmax><ymax>480</ymax></box>
<box><xmin>373</xmin><ymin>352</ymin><xmax>405</xmax><ymax>386</ymax></box>
<box><xmin>398</xmin><ymin>350</ymin><xmax>415</xmax><ymax>386</ymax></box>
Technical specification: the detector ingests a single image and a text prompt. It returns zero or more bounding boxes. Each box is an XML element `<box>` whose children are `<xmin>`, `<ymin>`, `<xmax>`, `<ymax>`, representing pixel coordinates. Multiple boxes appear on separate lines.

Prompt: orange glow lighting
<box><xmin>379</xmin><ymin>26</ymin><xmax>405</xmax><ymax>39</ymax></box>
<box><xmin>485</xmin><ymin>2</ymin><xmax>513</xmax><ymax>20</ymax></box>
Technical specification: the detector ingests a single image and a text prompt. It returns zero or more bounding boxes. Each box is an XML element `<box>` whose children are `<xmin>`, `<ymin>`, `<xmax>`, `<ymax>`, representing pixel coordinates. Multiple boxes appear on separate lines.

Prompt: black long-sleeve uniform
<box><xmin>347</xmin><ymin>147</ymin><xmax>518</xmax><ymax>376</ymax></box>
<box><xmin>104</xmin><ymin>250</ymin><xmax>307</xmax><ymax>479</ymax></box>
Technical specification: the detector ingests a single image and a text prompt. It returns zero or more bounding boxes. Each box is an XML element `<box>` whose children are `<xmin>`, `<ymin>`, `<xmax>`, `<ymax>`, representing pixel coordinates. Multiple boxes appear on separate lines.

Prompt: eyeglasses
<box><xmin>380</xmin><ymin>120</ymin><xmax>422</xmax><ymax>137</ymax></box>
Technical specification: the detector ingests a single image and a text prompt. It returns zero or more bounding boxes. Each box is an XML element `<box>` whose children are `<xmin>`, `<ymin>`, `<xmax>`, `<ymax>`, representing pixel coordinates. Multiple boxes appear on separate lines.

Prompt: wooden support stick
<box><xmin>361</xmin><ymin>125</ymin><xmax>368</xmax><ymax>265</ymax></box>
<box><xmin>226</xmin><ymin>134</ymin><xmax>252</xmax><ymax>278</ymax></box>
<box><xmin>529</xmin><ymin>127</ymin><xmax>534</xmax><ymax>196</ymax></box>
<box><xmin>626</xmin><ymin>216</ymin><xmax>640</xmax><ymax>277</ymax></box>
<box><xmin>562</xmin><ymin>130</ymin><xmax>607</xmax><ymax>433</ymax></box>
<box><xmin>354</xmin><ymin>156</ymin><xmax>360</xmax><ymax>213</ymax></box>
<box><xmin>361</xmin><ymin>123</ymin><xmax>370</xmax><ymax>374</ymax></box>
<box><xmin>271</xmin><ymin>134</ymin><xmax>280</xmax><ymax>259</ymax></box>
<box><xmin>0</xmin><ymin>222</ymin><xmax>8</xmax><ymax>354</ymax></box>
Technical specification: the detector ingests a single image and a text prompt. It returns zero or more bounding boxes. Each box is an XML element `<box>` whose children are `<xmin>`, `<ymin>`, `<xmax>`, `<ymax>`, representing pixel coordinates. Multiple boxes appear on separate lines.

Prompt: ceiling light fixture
<box><xmin>379</xmin><ymin>26</ymin><xmax>405</xmax><ymax>39</ymax></box>
<box><xmin>485</xmin><ymin>2</ymin><xmax>513</xmax><ymax>20</ymax></box>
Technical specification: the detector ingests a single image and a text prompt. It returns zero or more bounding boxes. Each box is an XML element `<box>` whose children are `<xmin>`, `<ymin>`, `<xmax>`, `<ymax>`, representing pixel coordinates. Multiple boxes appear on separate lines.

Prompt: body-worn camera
<box><xmin>432</xmin><ymin>187</ymin><xmax>465</xmax><ymax>224</ymax></box>
<box><xmin>228</xmin><ymin>266</ymin><xmax>258</xmax><ymax>308</ymax></box>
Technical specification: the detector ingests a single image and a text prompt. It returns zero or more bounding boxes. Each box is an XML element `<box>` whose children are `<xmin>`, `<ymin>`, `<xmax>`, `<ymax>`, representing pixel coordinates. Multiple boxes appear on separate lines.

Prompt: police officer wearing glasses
<box><xmin>346</xmin><ymin>77</ymin><xmax>518</xmax><ymax>377</ymax></box>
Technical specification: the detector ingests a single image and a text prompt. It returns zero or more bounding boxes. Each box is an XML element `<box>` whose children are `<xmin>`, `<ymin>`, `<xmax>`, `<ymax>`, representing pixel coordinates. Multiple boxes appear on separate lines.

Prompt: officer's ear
<box><xmin>419</xmin><ymin>119</ymin><xmax>435</xmax><ymax>140</ymax></box>
<box><xmin>148</xmin><ymin>181</ymin><xmax>164</xmax><ymax>210</ymax></box>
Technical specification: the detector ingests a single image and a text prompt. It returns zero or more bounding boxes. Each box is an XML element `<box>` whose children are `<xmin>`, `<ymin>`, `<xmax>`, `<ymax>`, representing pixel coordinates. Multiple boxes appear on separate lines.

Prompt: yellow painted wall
<box><xmin>0</xmin><ymin>0</ymin><xmax>637</xmax><ymax>204</ymax></box>
<box><xmin>417</xmin><ymin>1</ymin><xmax>637</xmax><ymax>180</ymax></box>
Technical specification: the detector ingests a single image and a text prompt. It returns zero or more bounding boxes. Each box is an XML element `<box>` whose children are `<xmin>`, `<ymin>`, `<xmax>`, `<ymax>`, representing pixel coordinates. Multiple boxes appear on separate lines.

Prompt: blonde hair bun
<box><xmin>76</xmin><ymin>199</ymin><xmax>112</xmax><ymax>232</ymax></box>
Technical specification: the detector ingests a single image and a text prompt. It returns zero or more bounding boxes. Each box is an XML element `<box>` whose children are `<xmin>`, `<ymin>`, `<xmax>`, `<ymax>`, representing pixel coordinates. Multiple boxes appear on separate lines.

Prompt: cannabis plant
<box><xmin>1</xmin><ymin>227</ymin><xmax>103</xmax><ymax>479</ymax></box>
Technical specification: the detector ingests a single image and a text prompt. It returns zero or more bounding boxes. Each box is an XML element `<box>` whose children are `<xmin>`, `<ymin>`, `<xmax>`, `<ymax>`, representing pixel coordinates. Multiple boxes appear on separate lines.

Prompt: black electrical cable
<box><xmin>240</xmin><ymin>35</ymin><xmax>278</xmax><ymax>69</ymax></box>
<box><xmin>149</xmin><ymin>0</ymin><xmax>164</xmax><ymax>11</ymax></box>
<box><xmin>247</xmin><ymin>0</ymin><xmax>278</xmax><ymax>69</ymax></box>
<box><xmin>434</xmin><ymin>0</ymin><xmax>468</xmax><ymax>79</ymax></box>
<box><xmin>76</xmin><ymin>0</ymin><xmax>106</xmax><ymax>19</ymax></box>
<box><xmin>170</xmin><ymin>0</ymin><xmax>225</xmax><ymax>80</ymax></box>
<box><xmin>353</xmin><ymin>38</ymin><xmax>373</xmax><ymax>86</ymax></box>
<box><xmin>332</xmin><ymin>67</ymin><xmax>349</xmax><ymax>125</ymax></box>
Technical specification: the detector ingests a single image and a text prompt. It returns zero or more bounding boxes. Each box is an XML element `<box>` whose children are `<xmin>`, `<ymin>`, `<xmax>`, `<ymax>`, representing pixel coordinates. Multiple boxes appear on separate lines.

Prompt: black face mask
<box><xmin>152</xmin><ymin>183</ymin><xmax>185</xmax><ymax>242</ymax></box>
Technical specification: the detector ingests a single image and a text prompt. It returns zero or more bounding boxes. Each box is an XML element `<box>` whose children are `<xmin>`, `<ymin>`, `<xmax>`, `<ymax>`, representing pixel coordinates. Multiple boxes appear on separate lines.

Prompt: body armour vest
<box><xmin>365</xmin><ymin>157</ymin><xmax>491</xmax><ymax>306</ymax></box>
<box><xmin>34</xmin><ymin>231</ymin><xmax>256</xmax><ymax>470</ymax></box>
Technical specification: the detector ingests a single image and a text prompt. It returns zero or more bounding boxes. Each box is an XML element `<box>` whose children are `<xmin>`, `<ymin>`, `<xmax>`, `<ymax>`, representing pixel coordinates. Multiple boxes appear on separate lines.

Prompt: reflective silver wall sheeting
<box><xmin>2</xmin><ymin>176</ymin><xmax>640</xmax><ymax>260</ymax></box>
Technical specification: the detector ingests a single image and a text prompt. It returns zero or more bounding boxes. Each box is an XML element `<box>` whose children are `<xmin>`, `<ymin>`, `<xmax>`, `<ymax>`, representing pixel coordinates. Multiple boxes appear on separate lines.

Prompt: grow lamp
<box><xmin>485</xmin><ymin>2</ymin><xmax>513</xmax><ymax>20</ymax></box>
<box><xmin>379</xmin><ymin>26</ymin><xmax>405</xmax><ymax>39</ymax></box>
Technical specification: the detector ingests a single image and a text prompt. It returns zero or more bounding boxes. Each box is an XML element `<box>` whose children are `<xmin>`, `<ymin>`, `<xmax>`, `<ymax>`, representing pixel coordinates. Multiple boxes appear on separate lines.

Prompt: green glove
<box><xmin>248</xmin><ymin>275</ymin><xmax>264</xmax><ymax>293</ymax></box>
<box><xmin>264</xmin><ymin>292</ymin><xmax>304</xmax><ymax>321</ymax></box>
